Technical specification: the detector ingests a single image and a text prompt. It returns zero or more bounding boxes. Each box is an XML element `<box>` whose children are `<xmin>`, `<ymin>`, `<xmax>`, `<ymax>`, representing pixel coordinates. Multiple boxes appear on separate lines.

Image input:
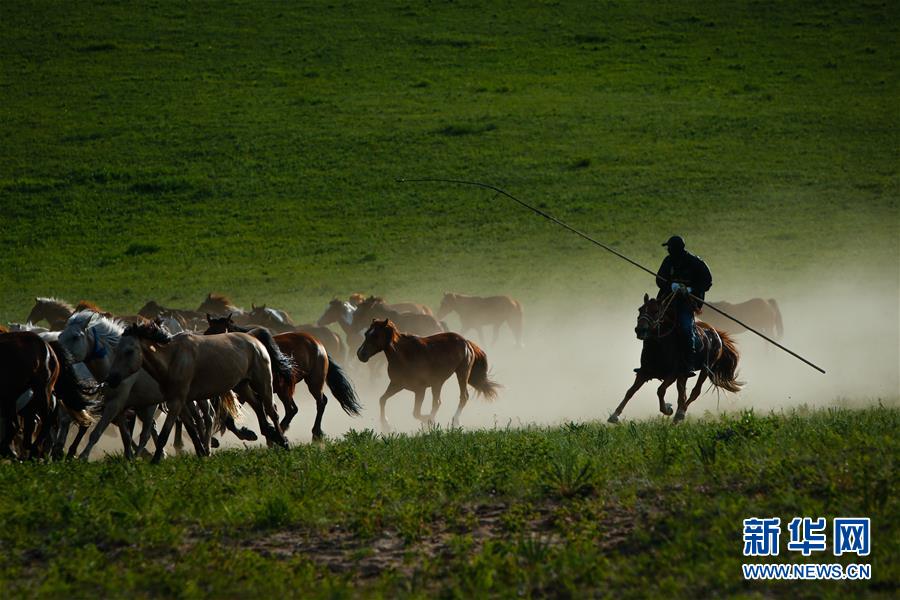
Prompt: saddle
<box><xmin>692</xmin><ymin>323</ymin><xmax>722</xmax><ymax>372</ymax></box>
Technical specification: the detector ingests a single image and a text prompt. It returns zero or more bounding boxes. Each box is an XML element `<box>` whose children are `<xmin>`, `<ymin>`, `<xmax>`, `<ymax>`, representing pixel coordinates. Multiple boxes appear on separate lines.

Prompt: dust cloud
<box><xmin>85</xmin><ymin>269</ymin><xmax>899</xmax><ymax>457</ymax></box>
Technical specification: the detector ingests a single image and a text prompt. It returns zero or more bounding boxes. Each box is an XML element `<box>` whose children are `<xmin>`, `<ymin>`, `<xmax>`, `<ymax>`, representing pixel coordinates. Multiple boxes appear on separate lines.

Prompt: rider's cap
<box><xmin>662</xmin><ymin>235</ymin><xmax>685</xmax><ymax>249</ymax></box>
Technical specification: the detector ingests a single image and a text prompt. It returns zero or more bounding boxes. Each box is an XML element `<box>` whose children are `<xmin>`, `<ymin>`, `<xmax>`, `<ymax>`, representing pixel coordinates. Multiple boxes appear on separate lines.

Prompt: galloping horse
<box><xmin>197</xmin><ymin>293</ymin><xmax>247</xmax><ymax>321</ymax></box>
<box><xmin>138</xmin><ymin>300</ymin><xmax>206</xmax><ymax>326</ymax></box>
<box><xmin>107</xmin><ymin>321</ymin><xmax>287</xmax><ymax>463</ymax></box>
<box><xmin>25</xmin><ymin>297</ymin><xmax>75</xmax><ymax>331</ymax></box>
<box><xmin>353</xmin><ymin>297</ymin><xmax>446</xmax><ymax>337</ymax></box>
<box><xmin>609</xmin><ymin>294</ymin><xmax>742</xmax><ymax>424</ymax></box>
<box><xmin>206</xmin><ymin>315</ymin><xmax>361</xmax><ymax>439</ymax></box>
<box><xmin>436</xmin><ymin>293</ymin><xmax>524</xmax><ymax>348</ymax></box>
<box><xmin>701</xmin><ymin>298</ymin><xmax>784</xmax><ymax>339</ymax></box>
<box><xmin>357</xmin><ymin>319</ymin><xmax>500</xmax><ymax>431</ymax></box>
<box><xmin>318</xmin><ymin>299</ymin><xmax>362</xmax><ymax>348</ymax></box>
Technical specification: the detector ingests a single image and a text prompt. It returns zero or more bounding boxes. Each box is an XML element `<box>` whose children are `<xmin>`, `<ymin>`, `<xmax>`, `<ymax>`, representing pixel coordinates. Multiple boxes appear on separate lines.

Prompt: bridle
<box><xmin>637</xmin><ymin>292</ymin><xmax>678</xmax><ymax>338</ymax></box>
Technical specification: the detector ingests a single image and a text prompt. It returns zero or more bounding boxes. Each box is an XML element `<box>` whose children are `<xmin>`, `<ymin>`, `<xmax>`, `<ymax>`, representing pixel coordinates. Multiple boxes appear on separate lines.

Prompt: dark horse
<box><xmin>608</xmin><ymin>294</ymin><xmax>742</xmax><ymax>424</ymax></box>
<box><xmin>357</xmin><ymin>319</ymin><xmax>500</xmax><ymax>431</ymax></box>
<box><xmin>205</xmin><ymin>315</ymin><xmax>361</xmax><ymax>440</ymax></box>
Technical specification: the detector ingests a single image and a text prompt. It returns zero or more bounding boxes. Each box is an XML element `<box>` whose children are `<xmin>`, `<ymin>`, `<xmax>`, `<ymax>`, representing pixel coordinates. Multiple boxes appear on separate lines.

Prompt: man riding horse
<box><xmin>654</xmin><ymin>235</ymin><xmax>712</xmax><ymax>376</ymax></box>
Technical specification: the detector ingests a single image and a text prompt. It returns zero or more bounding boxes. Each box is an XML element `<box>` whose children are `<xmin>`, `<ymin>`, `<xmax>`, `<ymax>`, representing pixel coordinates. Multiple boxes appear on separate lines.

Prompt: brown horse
<box><xmin>198</xmin><ymin>293</ymin><xmax>247</xmax><ymax>321</ymax></box>
<box><xmin>138</xmin><ymin>300</ymin><xmax>206</xmax><ymax>329</ymax></box>
<box><xmin>701</xmin><ymin>299</ymin><xmax>784</xmax><ymax>339</ymax></box>
<box><xmin>436</xmin><ymin>293</ymin><xmax>524</xmax><ymax>347</ymax></box>
<box><xmin>107</xmin><ymin>321</ymin><xmax>286</xmax><ymax>462</ymax></box>
<box><xmin>25</xmin><ymin>297</ymin><xmax>75</xmax><ymax>331</ymax></box>
<box><xmin>348</xmin><ymin>293</ymin><xmax>433</xmax><ymax>316</ymax></box>
<box><xmin>0</xmin><ymin>332</ymin><xmax>60</xmax><ymax>459</ymax></box>
<box><xmin>246</xmin><ymin>304</ymin><xmax>295</xmax><ymax>333</ymax></box>
<box><xmin>353</xmin><ymin>297</ymin><xmax>446</xmax><ymax>337</ymax></box>
<box><xmin>206</xmin><ymin>315</ymin><xmax>361</xmax><ymax>439</ymax></box>
<box><xmin>357</xmin><ymin>319</ymin><xmax>500</xmax><ymax>431</ymax></box>
<box><xmin>293</xmin><ymin>324</ymin><xmax>346</xmax><ymax>362</ymax></box>
<box><xmin>75</xmin><ymin>300</ymin><xmax>141</xmax><ymax>325</ymax></box>
<box><xmin>609</xmin><ymin>294</ymin><xmax>742</xmax><ymax>424</ymax></box>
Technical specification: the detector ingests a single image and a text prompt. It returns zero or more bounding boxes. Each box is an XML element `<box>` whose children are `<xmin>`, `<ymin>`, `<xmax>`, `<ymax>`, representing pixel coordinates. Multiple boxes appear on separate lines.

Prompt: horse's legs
<box><xmin>235</xmin><ymin>382</ymin><xmax>279</xmax><ymax>446</ymax></box>
<box><xmin>151</xmin><ymin>398</ymin><xmax>184</xmax><ymax>464</ymax></box>
<box><xmin>608</xmin><ymin>374</ymin><xmax>651</xmax><ymax>423</ymax></box>
<box><xmin>51</xmin><ymin>409</ymin><xmax>71</xmax><ymax>460</ymax></box>
<box><xmin>223</xmin><ymin>414</ymin><xmax>258</xmax><ymax>442</ymax></box>
<box><xmin>181</xmin><ymin>403</ymin><xmax>209</xmax><ymax>456</ymax></box>
<box><xmin>117</xmin><ymin>418</ymin><xmax>135</xmax><ymax>460</ymax></box>
<box><xmin>654</xmin><ymin>377</ymin><xmax>677</xmax><ymax>421</ymax></box>
<box><xmin>306</xmin><ymin>367</ymin><xmax>327</xmax><ymax>440</ymax></box>
<box><xmin>67</xmin><ymin>425</ymin><xmax>89</xmax><ymax>458</ymax></box>
<box><xmin>491</xmin><ymin>324</ymin><xmax>501</xmax><ymax>347</ymax></box>
<box><xmin>249</xmin><ymin>375</ymin><xmax>286</xmax><ymax>448</ymax></box>
<box><xmin>428</xmin><ymin>380</ymin><xmax>444</xmax><ymax>423</ymax></box>
<box><xmin>311</xmin><ymin>392</ymin><xmax>328</xmax><ymax>441</ymax></box>
<box><xmin>676</xmin><ymin>373</ymin><xmax>708</xmax><ymax>421</ymax></box>
<box><xmin>79</xmin><ymin>394</ymin><xmax>127</xmax><ymax>461</ymax></box>
<box><xmin>378</xmin><ymin>381</ymin><xmax>404</xmax><ymax>433</ymax></box>
<box><xmin>451</xmin><ymin>367</ymin><xmax>471</xmax><ymax>428</ymax></box>
<box><xmin>412</xmin><ymin>388</ymin><xmax>427</xmax><ymax>423</ymax></box>
<box><xmin>173</xmin><ymin>418</ymin><xmax>185</xmax><ymax>455</ymax></box>
<box><xmin>279</xmin><ymin>382</ymin><xmax>299</xmax><ymax>433</ymax></box>
<box><xmin>671</xmin><ymin>377</ymin><xmax>689</xmax><ymax>423</ymax></box>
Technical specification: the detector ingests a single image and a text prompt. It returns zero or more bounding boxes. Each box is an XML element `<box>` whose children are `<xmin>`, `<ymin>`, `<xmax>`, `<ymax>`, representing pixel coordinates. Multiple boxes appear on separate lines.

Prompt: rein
<box><xmin>638</xmin><ymin>293</ymin><xmax>679</xmax><ymax>338</ymax></box>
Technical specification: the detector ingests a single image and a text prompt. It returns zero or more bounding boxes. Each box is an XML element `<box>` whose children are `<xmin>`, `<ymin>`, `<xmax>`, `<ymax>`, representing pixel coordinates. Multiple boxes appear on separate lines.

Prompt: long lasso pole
<box><xmin>398</xmin><ymin>177</ymin><xmax>826</xmax><ymax>374</ymax></box>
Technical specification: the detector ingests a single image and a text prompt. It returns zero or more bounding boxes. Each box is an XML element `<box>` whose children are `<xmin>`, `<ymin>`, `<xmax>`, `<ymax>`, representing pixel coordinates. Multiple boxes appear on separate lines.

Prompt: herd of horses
<box><xmin>0</xmin><ymin>291</ymin><xmax>783</xmax><ymax>461</ymax></box>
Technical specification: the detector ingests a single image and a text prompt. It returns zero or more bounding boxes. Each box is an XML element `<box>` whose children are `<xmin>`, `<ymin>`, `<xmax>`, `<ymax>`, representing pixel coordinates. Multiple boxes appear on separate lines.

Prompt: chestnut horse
<box><xmin>205</xmin><ymin>315</ymin><xmax>361</xmax><ymax>439</ymax></box>
<box><xmin>25</xmin><ymin>297</ymin><xmax>75</xmax><ymax>331</ymax></box>
<box><xmin>436</xmin><ymin>293</ymin><xmax>524</xmax><ymax>347</ymax></box>
<box><xmin>357</xmin><ymin>319</ymin><xmax>500</xmax><ymax>430</ymax></box>
<box><xmin>609</xmin><ymin>294</ymin><xmax>742</xmax><ymax>424</ymax></box>
<box><xmin>701</xmin><ymin>298</ymin><xmax>784</xmax><ymax>339</ymax></box>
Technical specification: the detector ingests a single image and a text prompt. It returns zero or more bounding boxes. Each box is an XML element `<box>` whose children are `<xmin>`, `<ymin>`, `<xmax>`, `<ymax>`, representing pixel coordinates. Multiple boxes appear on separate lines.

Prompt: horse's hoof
<box><xmin>210</xmin><ymin>437</ymin><xmax>220</xmax><ymax>449</ymax></box>
<box><xmin>673</xmin><ymin>410</ymin><xmax>686</xmax><ymax>423</ymax></box>
<box><xmin>662</xmin><ymin>403</ymin><xmax>673</xmax><ymax>417</ymax></box>
<box><xmin>607</xmin><ymin>413</ymin><xmax>620</xmax><ymax>424</ymax></box>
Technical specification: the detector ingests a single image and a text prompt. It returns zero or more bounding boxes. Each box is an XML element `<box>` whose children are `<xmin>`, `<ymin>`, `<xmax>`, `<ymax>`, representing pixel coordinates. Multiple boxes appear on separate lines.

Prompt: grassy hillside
<box><xmin>0</xmin><ymin>407</ymin><xmax>896</xmax><ymax>597</ymax></box>
<box><xmin>1</xmin><ymin>0</ymin><xmax>897</xmax><ymax>323</ymax></box>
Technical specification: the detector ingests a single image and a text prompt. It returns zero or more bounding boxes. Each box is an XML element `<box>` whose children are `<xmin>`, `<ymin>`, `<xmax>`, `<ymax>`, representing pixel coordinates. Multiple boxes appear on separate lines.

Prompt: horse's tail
<box><xmin>325</xmin><ymin>355</ymin><xmax>362</xmax><ymax>416</ymax></box>
<box><xmin>508</xmin><ymin>299</ymin><xmax>524</xmax><ymax>347</ymax></box>
<box><xmin>768</xmin><ymin>299</ymin><xmax>784</xmax><ymax>340</ymax></box>
<box><xmin>214</xmin><ymin>391</ymin><xmax>241</xmax><ymax>434</ymax></box>
<box><xmin>467</xmin><ymin>341</ymin><xmax>501</xmax><ymax>400</ymax></box>
<box><xmin>49</xmin><ymin>341</ymin><xmax>98</xmax><ymax>426</ymax></box>
<box><xmin>252</xmin><ymin>328</ymin><xmax>295</xmax><ymax>386</ymax></box>
<box><xmin>709</xmin><ymin>330</ymin><xmax>743</xmax><ymax>393</ymax></box>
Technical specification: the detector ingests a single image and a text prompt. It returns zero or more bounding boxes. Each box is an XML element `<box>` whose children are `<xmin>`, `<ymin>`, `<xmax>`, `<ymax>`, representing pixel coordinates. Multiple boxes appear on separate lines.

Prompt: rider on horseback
<box><xmin>656</xmin><ymin>235</ymin><xmax>712</xmax><ymax>376</ymax></box>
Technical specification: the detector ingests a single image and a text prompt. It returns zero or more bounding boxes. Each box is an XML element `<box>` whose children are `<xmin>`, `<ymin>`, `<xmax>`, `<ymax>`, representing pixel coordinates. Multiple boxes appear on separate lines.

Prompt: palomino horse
<box><xmin>701</xmin><ymin>299</ymin><xmax>784</xmax><ymax>339</ymax></box>
<box><xmin>348</xmin><ymin>293</ymin><xmax>433</xmax><ymax>316</ymax></box>
<box><xmin>206</xmin><ymin>315</ymin><xmax>361</xmax><ymax>439</ymax></box>
<box><xmin>353</xmin><ymin>297</ymin><xmax>446</xmax><ymax>337</ymax></box>
<box><xmin>107</xmin><ymin>321</ymin><xmax>287</xmax><ymax>462</ymax></box>
<box><xmin>357</xmin><ymin>319</ymin><xmax>500</xmax><ymax>431</ymax></box>
<box><xmin>609</xmin><ymin>294</ymin><xmax>742</xmax><ymax>424</ymax></box>
<box><xmin>25</xmin><ymin>297</ymin><xmax>75</xmax><ymax>331</ymax></box>
<box><xmin>436</xmin><ymin>293</ymin><xmax>524</xmax><ymax>347</ymax></box>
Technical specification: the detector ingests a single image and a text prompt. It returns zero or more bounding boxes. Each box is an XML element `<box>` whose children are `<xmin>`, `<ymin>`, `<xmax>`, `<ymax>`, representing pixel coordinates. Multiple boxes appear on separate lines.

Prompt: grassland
<box><xmin>0</xmin><ymin>0</ymin><xmax>897</xmax><ymax>322</ymax></box>
<box><xmin>0</xmin><ymin>407</ymin><xmax>895</xmax><ymax>597</ymax></box>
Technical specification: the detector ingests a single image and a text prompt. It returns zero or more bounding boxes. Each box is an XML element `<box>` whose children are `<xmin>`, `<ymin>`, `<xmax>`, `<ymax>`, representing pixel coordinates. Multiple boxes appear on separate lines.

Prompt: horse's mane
<box><xmin>66</xmin><ymin>310</ymin><xmax>126</xmax><ymax>348</ymax></box>
<box><xmin>75</xmin><ymin>300</ymin><xmax>105</xmax><ymax>313</ymax></box>
<box><xmin>206</xmin><ymin>293</ymin><xmax>235</xmax><ymax>306</ymax></box>
<box><xmin>36</xmin><ymin>296</ymin><xmax>74</xmax><ymax>311</ymax></box>
<box><xmin>123</xmin><ymin>321</ymin><xmax>172</xmax><ymax>344</ymax></box>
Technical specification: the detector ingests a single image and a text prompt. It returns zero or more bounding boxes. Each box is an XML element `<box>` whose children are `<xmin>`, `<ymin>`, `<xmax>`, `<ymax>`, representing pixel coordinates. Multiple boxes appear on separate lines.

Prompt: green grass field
<box><xmin>1</xmin><ymin>1</ymin><xmax>898</xmax><ymax>596</ymax></box>
<box><xmin>1</xmin><ymin>0</ymin><xmax>897</xmax><ymax>321</ymax></box>
<box><xmin>0</xmin><ymin>407</ymin><xmax>896</xmax><ymax>597</ymax></box>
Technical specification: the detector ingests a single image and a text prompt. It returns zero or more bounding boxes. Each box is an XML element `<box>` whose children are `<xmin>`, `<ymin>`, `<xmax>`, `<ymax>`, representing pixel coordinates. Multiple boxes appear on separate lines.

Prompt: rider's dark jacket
<box><xmin>655</xmin><ymin>251</ymin><xmax>713</xmax><ymax>306</ymax></box>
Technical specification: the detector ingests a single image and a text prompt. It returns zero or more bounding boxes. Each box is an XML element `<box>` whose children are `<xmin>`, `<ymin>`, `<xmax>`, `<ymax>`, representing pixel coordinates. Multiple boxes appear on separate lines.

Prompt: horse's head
<box><xmin>26</xmin><ymin>298</ymin><xmax>45</xmax><ymax>325</ymax></box>
<box><xmin>58</xmin><ymin>312</ymin><xmax>95</xmax><ymax>361</ymax></box>
<box><xmin>108</xmin><ymin>321</ymin><xmax>171</xmax><ymax>388</ymax></box>
<box><xmin>203</xmin><ymin>312</ymin><xmax>234</xmax><ymax>335</ymax></box>
<box><xmin>318</xmin><ymin>299</ymin><xmax>349</xmax><ymax>326</ymax></box>
<box><xmin>436</xmin><ymin>292</ymin><xmax>457</xmax><ymax>319</ymax></box>
<box><xmin>138</xmin><ymin>300</ymin><xmax>162</xmax><ymax>319</ymax></box>
<box><xmin>348</xmin><ymin>293</ymin><xmax>365</xmax><ymax>307</ymax></box>
<box><xmin>635</xmin><ymin>293</ymin><xmax>665</xmax><ymax>340</ymax></box>
<box><xmin>357</xmin><ymin>318</ymin><xmax>398</xmax><ymax>362</ymax></box>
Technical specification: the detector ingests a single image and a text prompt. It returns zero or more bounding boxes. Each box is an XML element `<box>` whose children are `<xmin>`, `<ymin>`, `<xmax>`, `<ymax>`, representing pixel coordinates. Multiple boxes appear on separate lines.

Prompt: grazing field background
<box><xmin>1</xmin><ymin>0</ymin><xmax>897</xmax><ymax>596</ymax></box>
